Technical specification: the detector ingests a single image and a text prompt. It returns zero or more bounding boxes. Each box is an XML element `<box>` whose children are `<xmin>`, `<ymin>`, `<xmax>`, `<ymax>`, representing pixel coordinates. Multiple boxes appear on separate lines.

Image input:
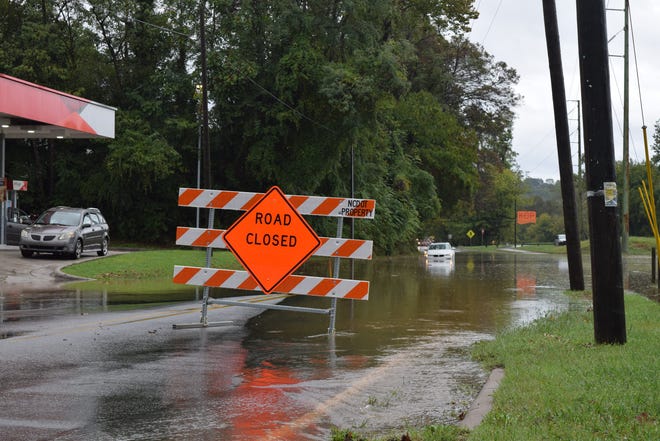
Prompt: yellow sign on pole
<box><xmin>466</xmin><ymin>229</ymin><xmax>475</xmax><ymax>239</ymax></box>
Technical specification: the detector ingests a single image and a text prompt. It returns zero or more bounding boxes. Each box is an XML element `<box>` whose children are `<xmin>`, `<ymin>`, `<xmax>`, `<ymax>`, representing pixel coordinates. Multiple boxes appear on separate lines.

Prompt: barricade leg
<box><xmin>199</xmin><ymin>208</ymin><xmax>215</xmax><ymax>326</ymax></box>
<box><xmin>328</xmin><ymin>217</ymin><xmax>343</xmax><ymax>334</ymax></box>
<box><xmin>174</xmin><ymin>209</ymin><xmax>235</xmax><ymax>330</ymax></box>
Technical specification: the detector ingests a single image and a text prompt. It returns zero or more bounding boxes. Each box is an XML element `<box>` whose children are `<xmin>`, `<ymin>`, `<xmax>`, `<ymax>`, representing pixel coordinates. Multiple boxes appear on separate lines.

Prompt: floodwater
<box><xmin>0</xmin><ymin>250</ymin><xmax>656</xmax><ymax>440</ymax></box>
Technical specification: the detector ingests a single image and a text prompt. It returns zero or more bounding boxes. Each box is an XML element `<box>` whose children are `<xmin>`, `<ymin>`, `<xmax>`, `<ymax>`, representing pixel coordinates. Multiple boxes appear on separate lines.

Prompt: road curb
<box><xmin>458</xmin><ymin>367</ymin><xmax>504</xmax><ymax>430</ymax></box>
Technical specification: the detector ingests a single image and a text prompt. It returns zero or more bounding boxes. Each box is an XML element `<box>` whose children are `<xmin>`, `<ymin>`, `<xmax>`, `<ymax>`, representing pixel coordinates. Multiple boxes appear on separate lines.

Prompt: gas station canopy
<box><xmin>0</xmin><ymin>73</ymin><xmax>115</xmax><ymax>139</ymax></box>
<box><xmin>0</xmin><ymin>73</ymin><xmax>116</xmax><ymax>246</ymax></box>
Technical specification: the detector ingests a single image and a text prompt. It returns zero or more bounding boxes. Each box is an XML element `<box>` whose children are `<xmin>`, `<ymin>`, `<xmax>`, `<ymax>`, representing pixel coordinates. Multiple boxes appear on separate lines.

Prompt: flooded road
<box><xmin>0</xmin><ymin>249</ymin><xmax>655</xmax><ymax>440</ymax></box>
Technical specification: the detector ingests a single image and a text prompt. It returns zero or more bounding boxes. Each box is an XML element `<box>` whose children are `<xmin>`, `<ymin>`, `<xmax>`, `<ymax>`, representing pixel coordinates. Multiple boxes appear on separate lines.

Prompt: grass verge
<box><xmin>469</xmin><ymin>293</ymin><xmax>658</xmax><ymax>441</ymax></box>
<box><xmin>60</xmin><ymin>249</ymin><xmax>243</xmax><ymax>297</ymax></box>
<box><xmin>461</xmin><ymin>236</ymin><xmax>656</xmax><ymax>255</ymax></box>
<box><xmin>61</xmin><ymin>248</ymin><xmax>241</xmax><ymax>280</ymax></box>
<box><xmin>333</xmin><ymin>294</ymin><xmax>659</xmax><ymax>441</ymax></box>
<box><xmin>517</xmin><ymin>236</ymin><xmax>655</xmax><ymax>255</ymax></box>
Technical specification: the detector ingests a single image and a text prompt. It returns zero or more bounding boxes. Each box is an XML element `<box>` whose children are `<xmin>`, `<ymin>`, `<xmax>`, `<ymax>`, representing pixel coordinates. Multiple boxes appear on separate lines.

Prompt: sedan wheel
<box><xmin>97</xmin><ymin>237</ymin><xmax>109</xmax><ymax>256</ymax></box>
<box><xmin>71</xmin><ymin>239</ymin><xmax>83</xmax><ymax>259</ymax></box>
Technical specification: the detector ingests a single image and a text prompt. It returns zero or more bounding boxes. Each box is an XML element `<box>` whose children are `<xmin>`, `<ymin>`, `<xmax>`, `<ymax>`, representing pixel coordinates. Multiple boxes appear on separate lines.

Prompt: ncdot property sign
<box><xmin>222</xmin><ymin>186</ymin><xmax>321</xmax><ymax>293</ymax></box>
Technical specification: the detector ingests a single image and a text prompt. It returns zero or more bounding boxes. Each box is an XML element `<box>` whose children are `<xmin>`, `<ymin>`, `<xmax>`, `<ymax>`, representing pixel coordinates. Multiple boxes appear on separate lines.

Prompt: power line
<box><xmin>477</xmin><ymin>0</ymin><xmax>504</xmax><ymax>45</ymax></box>
<box><xmin>132</xmin><ymin>17</ymin><xmax>190</xmax><ymax>38</ymax></box>
<box><xmin>628</xmin><ymin>2</ymin><xmax>646</xmax><ymax>127</ymax></box>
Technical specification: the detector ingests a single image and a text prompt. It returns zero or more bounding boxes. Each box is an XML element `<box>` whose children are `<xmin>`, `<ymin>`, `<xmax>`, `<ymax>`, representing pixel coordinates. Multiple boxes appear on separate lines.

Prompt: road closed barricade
<box><xmin>173</xmin><ymin>185</ymin><xmax>375</xmax><ymax>332</ymax></box>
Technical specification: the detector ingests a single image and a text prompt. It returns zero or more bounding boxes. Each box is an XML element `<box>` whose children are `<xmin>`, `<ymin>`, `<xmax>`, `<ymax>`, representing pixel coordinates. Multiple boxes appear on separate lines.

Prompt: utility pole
<box><xmin>200</xmin><ymin>1</ymin><xmax>211</xmax><ymax>190</ymax></box>
<box><xmin>576</xmin><ymin>100</ymin><xmax>581</xmax><ymax>184</ymax></box>
<box><xmin>576</xmin><ymin>0</ymin><xmax>626</xmax><ymax>344</ymax></box>
<box><xmin>513</xmin><ymin>199</ymin><xmax>517</xmax><ymax>249</ymax></box>
<box><xmin>568</xmin><ymin>100</ymin><xmax>585</xmax><ymax>239</ymax></box>
<box><xmin>607</xmin><ymin>2</ymin><xmax>631</xmax><ymax>252</ymax></box>
<box><xmin>542</xmin><ymin>0</ymin><xmax>584</xmax><ymax>290</ymax></box>
<box><xmin>622</xmin><ymin>0</ymin><xmax>630</xmax><ymax>253</ymax></box>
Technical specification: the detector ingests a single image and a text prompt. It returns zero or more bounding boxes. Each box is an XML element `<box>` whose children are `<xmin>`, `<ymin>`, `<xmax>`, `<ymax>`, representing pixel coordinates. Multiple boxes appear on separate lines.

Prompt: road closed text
<box><xmin>246</xmin><ymin>232</ymin><xmax>297</xmax><ymax>247</ymax></box>
<box><xmin>244</xmin><ymin>211</ymin><xmax>297</xmax><ymax>247</ymax></box>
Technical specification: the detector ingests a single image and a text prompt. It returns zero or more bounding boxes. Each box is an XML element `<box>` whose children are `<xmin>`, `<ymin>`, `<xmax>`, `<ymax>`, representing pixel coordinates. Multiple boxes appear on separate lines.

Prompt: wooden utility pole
<box><xmin>542</xmin><ymin>0</ymin><xmax>584</xmax><ymax>290</ymax></box>
<box><xmin>576</xmin><ymin>0</ymin><xmax>626</xmax><ymax>344</ymax></box>
<box><xmin>576</xmin><ymin>100</ymin><xmax>584</xmax><ymax>239</ymax></box>
<box><xmin>622</xmin><ymin>0</ymin><xmax>630</xmax><ymax>253</ymax></box>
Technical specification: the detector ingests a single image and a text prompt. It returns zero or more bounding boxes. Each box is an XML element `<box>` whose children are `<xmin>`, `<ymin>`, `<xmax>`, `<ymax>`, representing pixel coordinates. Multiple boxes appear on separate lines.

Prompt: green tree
<box><xmin>2</xmin><ymin>0</ymin><xmax>523</xmax><ymax>252</ymax></box>
<box><xmin>394</xmin><ymin>91</ymin><xmax>478</xmax><ymax>211</ymax></box>
<box><xmin>81</xmin><ymin>0</ymin><xmax>198</xmax><ymax>240</ymax></box>
<box><xmin>524</xmin><ymin>213</ymin><xmax>564</xmax><ymax>243</ymax></box>
<box><xmin>91</xmin><ymin>111</ymin><xmax>183</xmax><ymax>240</ymax></box>
<box><xmin>0</xmin><ymin>0</ymin><xmax>104</xmax><ymax>207</ymax></box>
<box><xmin>468</xmin><ymin>164</ymin><xmax>523</xmax><ymax>244</ymax></box>
<box><xmin>651</xmin><ymin>119</ymin><xmax>660</xmax><ymax>164</ymax></box>
<box><xmin>203</xmin><ymin>0</ymin><xmax>510</xmax><ymax>252</ymax></box>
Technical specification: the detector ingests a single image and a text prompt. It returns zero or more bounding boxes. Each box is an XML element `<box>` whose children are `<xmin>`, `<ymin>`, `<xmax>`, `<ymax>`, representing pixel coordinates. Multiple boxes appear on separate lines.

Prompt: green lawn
<box><xmin>61</xmin><ymin>249</ymin><xmax>243</xmax><ymax>297</ymax></box>
<box><xmin>62</xmin><ymin>248</ymin><xmax>241</xmax><ymax>280</ymax></box>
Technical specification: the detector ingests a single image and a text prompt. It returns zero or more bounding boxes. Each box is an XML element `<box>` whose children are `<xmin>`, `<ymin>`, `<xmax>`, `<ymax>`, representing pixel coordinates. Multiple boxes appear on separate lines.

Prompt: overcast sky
<box><xmin>468</xmin><ymin>0</ymin><xmax>660</xmax><ymax>181</ymax></box>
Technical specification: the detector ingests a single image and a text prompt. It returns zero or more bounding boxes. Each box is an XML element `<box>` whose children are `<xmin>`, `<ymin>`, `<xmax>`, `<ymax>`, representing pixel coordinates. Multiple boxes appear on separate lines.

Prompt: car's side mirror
<box><xmin>83</xmin><ymin>223</ymin><xmax>92</xmax><ymax>228</ymax></box>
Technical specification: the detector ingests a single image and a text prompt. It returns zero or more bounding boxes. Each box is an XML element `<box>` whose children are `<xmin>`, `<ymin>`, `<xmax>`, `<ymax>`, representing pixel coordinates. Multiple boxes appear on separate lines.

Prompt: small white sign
<box><xmin>604</xmin><ymin>182</ymin><xmax>617</xmax><ymax>207</ymax></box>
<box><xmin>13</xmin><ymin>180</ymin><xmax>28</xmax><ymax>191</ymax></box>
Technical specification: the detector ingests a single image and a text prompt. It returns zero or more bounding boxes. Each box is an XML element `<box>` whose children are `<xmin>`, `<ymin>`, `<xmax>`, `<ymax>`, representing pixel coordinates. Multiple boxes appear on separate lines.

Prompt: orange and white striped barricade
<box><xmin>175</xmin><ymin>227</ymin><xmax>373</xmax><ymax>260</ymax></box>
<box><xmin>173</xmin><ymin>186</ymin><xmax>375</xmax><ymax>332</ymax></box>
<box><xmin>178</xmin><ymin>188</ymin><xmax>375</xmax><ymax>219</ymax></box>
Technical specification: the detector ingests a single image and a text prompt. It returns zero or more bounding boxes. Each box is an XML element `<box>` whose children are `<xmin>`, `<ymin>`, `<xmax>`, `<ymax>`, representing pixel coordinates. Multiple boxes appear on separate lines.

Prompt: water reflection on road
<box><xmin>1</xmin><ymin>250</ymin><xmax>656</xmax><ymax>440</ymax></box>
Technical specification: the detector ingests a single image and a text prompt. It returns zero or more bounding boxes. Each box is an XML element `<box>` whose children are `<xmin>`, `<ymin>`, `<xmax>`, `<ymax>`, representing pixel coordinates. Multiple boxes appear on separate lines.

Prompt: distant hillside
<box><xmin>522</xmin><ymin>177</ymin><xmax>563</xmax><ymax>217</ymax></box>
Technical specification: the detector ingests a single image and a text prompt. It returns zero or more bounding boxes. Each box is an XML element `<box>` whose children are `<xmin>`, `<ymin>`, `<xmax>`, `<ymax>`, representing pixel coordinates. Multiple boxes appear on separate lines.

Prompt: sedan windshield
<box><xmin>36</xmin><ymin>211</ymin><xmax>81</xmax><ymax>226</ymax></box>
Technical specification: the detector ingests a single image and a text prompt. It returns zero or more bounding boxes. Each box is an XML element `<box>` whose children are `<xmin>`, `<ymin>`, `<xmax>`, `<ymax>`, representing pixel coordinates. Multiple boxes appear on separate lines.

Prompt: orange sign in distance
<box><xmin>222</xmin><ymin>186</ymin><xmax>322</xmax><ymax>294</ymax></box>
<box><xmin>516</xmin><ymin>210</ymin><xmax>537</xmax><ymax>225</ymax></box>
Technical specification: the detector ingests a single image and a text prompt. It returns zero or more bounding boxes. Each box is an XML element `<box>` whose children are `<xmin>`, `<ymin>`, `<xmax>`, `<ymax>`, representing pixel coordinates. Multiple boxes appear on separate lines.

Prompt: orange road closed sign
<box><xmin>223</xmin><ymin>186</ymin><xmax>321</xmax><ymax>294</ymax></box>
<box><xmin>517</xmin><ymin>210</ymin><xmax>537</xmax><ymax>225</ymax></box>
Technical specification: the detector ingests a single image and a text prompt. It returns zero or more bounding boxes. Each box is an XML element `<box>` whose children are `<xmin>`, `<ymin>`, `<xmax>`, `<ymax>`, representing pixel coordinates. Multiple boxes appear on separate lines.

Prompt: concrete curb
<box><xmin>458</xmin><ymin>368</ymin><xmax>504</xmax><ymax>430</ymax></box>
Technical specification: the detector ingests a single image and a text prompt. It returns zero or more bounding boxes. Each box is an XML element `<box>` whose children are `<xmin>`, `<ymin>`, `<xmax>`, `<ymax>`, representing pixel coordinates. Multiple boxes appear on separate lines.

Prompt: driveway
<box><xmin>0</xmin><ymin>244</ymin><xmax>105</xmax><ymax>289</ymax></box>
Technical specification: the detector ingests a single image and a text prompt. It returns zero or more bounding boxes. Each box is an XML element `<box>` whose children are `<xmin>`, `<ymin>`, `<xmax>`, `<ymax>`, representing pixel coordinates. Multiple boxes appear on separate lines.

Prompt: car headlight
<box><xmin>58</xmin><ymin>231</ymin><xmax>75</xmax><ymax>240</ymax></box>
<box><xmin>21</xmin><ymin>229</ymin><xmax>29</xmax><ymax>238</ymax></box>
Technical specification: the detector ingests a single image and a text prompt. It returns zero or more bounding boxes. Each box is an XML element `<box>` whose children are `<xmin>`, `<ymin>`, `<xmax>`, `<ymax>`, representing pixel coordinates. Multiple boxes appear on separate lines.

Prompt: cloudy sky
<box><xmin>468</xmin><ymin>0</ymin><xmax>660</xmax><ymax>181</ymax></box>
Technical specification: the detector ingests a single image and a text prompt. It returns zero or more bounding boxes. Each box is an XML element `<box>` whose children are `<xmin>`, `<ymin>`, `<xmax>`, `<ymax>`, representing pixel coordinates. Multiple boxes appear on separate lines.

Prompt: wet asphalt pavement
<box><xmin>0</xmin><ymin>244</ymin><xmax>91</xmax><ymax>288</ymax></box>
<box><xmin>0</xmin><ymin>246</ymin><xmax>290</xmax><ymax>440</ymax></box>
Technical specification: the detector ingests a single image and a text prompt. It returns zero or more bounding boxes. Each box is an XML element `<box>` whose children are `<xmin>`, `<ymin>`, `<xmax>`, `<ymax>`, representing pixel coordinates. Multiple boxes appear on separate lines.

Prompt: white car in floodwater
<box><xmin>426</xmin><ymin>242</ymin><xmax>455</xmax><ymax>262</ymax></box>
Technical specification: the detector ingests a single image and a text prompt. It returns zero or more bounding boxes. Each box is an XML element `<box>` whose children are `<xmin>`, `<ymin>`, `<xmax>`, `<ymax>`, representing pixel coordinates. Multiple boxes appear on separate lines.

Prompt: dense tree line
<box><xmin>2</xmin><ymin>0</ymin><xmax>534</xmax><ymax>253</ymax></box>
